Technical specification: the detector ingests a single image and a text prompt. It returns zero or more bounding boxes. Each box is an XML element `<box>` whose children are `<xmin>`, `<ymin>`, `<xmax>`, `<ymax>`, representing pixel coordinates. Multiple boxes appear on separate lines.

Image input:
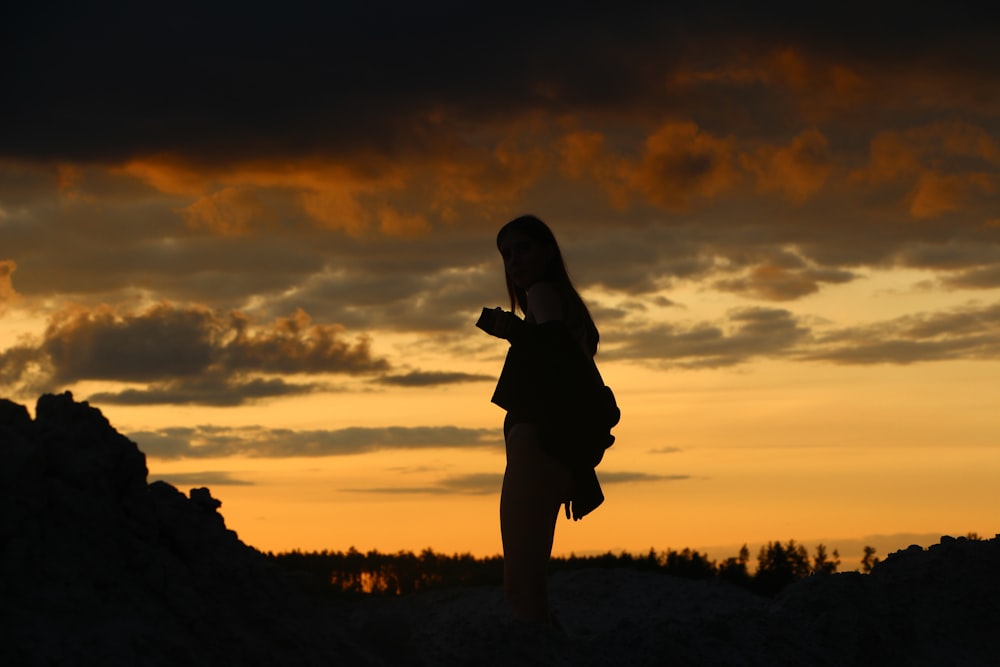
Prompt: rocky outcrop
<box><xmin>771</xmin><ymin>534</ymin><xmax>1000</xmax><ymax>666</ymax></box>
<box><xmin>353</xmin><ymin>534</ymin><xmax>1000</xmax><ymax>666</ymax></box>
<box><xmin>0</xmin><ymin>393</ymin><xmax>374</xmax><ymax>666</ymax></box>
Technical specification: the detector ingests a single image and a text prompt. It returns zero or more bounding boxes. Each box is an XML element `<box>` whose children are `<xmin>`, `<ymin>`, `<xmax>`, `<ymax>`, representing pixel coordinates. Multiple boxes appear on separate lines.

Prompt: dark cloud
<box><xmin>374</xmin><ymin>371</ymin><xmax>493</xmax><ymax>388</ymax></box>
<box><xmin>150</xmin><ymin>471</ymin><xmax>254</xmax><ymax>487</ymax></box>
<box><xmin>805</xmin><ymin>300</ymin><xmax>1000</xmax><ymax>365</ymax></box>
<box><xmin>0</xmin><ymin>192</ymin><xmax>327</xmax><ymax>304</ymax></box>
<box><xmin>87</xmin><ymin>374</ymin><xmax>326</xmax><ymax>407</ymax></box>
<box><xmin>614</xmin><ymin>122</ymin><xmax>741</xmax><ymax>210</ymax></box>
<box><xmin>0</xmin><ymin>303</ymin><xmax>388</xmax><ymax>401</ymax></box>
<box><xmin>942</xmin><ymin>265</ymin><xmax>1000</xmax><ymax>290</ymax></box>
<box><xmin>0</xmin><ymin>344</ymin><xmax>46</xmax><ymax>397</ymax></box>
<box><xmin>606</xmin><ymin>307</ymin><xmax>811</xmax><ymax>368</ymax></box>
<box><xmin>342</xmin><ymin>473</ymin><xmax>503</xmax><ymax>496</ymax></box>
<box><xmin>0</xmin><ymin>184</ymin><xmax>501</xmax><ymax>328</ymax></box>
<box><xmin>808</xmin><ymin>338</ymin><xmax>972</xmax><ymax>365</ymax></box>
<box><xmin>565</xmin><ymin>227</ymin><xmax>719</xmax><ymax>294</ymax></box>
<box><xmin>895</xmin><ymin>240</ymin><xmax>1000</xmax><ymax>272</ymax></box>
<box><xmin>259</xmin><ymin>251</ymin><xmax>501</xmax><ymax>333</ymax></box>
<box><xmin>6</xmin><ymin>284</ymin><xmax>998</xmax><ymax>405</ymax></box>
<box><xmin>2</xmin><ymin>3</ymin><xmax>994</xmax><ymax>164</ymax></box>
<box><xmin>2</xmin><ymin>72</ymin><xmax>997</xmax><ymax>328</ymax></box>
<box><xmin>342</xmin><ymin>469</ymin><xmax>688</xmax><ymax>495</ymax></box>
<box><xmin>600</xmin><ymin>472</ymin><xmax>690</xmax><ymax>484</ymax></box>
<box><xmin>602</xmin><ymin>298</ymin><xmax>1000</xmax><ymax>368</ymax></box>
<box><xmin>648</xmin><ymin>447</ymin><xmax>683</xmax><ymax>454</ymax></box>
<box><xmin>714</xmin><ymin>264</ymin><xmax>857</xmax><ymax>301</ymax></box>
<box><xmin>128</xmin><ymin>424</ymin><xmax>501</xmax><ymax>460</ymax></box>
<box><xmin>2</xmin><ymin>3</ymin><xmax>671</xmax><ymax>162</ymax></box>
<box><xmin>0</xmin><ymin>260</ymin><xmax>17</xmax><ymax>310</ymax></box>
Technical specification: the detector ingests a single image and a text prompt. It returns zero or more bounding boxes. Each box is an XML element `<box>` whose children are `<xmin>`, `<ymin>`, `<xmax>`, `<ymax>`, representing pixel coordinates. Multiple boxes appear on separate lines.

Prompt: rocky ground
<box><xmin>352</xmin><ymin>533</ymin><xmax>1000</xmax><ymax>666</ymax></box>
<box><xmin>2</xmin><ymin>393</ymin><xmax>997</xmax><ymax>666</ymax></box>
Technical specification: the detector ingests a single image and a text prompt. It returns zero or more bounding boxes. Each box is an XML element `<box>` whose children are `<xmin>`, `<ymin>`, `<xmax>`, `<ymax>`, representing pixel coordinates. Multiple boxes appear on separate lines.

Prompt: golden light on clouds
<box><xmin>115</xmin><ymin>158</ymin><xmax>209</xmax><ymax>195</ymax></box>
<box><xmin>3</xmin><ymin>5</ymin><xmax>999</xmax><ymax>559</ymax></box>
<box><xmin>555</xmin><ymin>122</ymin><xmax>741</xmax><ymax>211</ymax></box>
<box><xmin>909</xmin><ymin>171</ymin><xmax>982</xmax><ymax>219</ymax></box>
<box><xmin>298</xmin><ymin>185</ymin><xmax>372</xmax><ymax>235</ymax></box>
<box><xmin>743</xmin><ymin>128</ymin><xmax>831</xmax><ymax>202</ymax></box>
<box><xmin>182</xmin><ymin>186</ymin><xmax>268</xmax><ymax>236</ymax></box>
<box><xmin>377</xmin><ymin>206</ymin><xmax>431</xmax><ymax>237</ymax></box>
<box><xmin>558</xmin><ymin>130</ymin><xmax>606</xmax><ymax>179</ymax></box>
<box><xmin>631</xmin><ymin>122</ymin><xmax>739</xmax><ymax>209</ymax></box>
<box><xmin>117</xmin><ymin>146</ymin><xmax>550</xmax><ymax>237</ymax></box>
<box><xmin>0</xmin><ymin>260</ymin><xmax>18</xmax><ymax>312</ymax></box>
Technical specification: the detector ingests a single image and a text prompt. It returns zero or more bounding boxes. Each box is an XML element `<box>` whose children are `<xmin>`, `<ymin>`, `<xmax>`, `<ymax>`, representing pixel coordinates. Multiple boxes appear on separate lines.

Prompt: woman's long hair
<box><xmin>497</xmin><ymin>215</ymin><xmax>600</xmax><ymax>356</ymax></box>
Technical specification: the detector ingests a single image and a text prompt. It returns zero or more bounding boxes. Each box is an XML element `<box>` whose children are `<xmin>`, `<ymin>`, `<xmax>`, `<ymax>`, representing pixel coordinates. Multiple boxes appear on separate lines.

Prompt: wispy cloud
<box><xmin>600</xmin><ymin>471</ymin><xmax>691</xmax><ymax>484</ymax></box>
<box><xmin>0</xmin><ymin>260</ymin><xmax>18</xmax><ymax>313</ymax></box>
<box><xmin>342</xmin><ymin>470</ymin><xmax>688</xmax><ymax>495</ymax></box>
<box><xmin>606</xmin><ymin>307</ymin><xmax>810</xmax><ymax>368</ymax></box>
<box><xmin>602</xmin><ymin>300</ymin><xmax>1000</xmax><ymax>368</ymax></box>
<box><xmin>87</xmin><ymin>375</ymin><xmax>329</xmax><ymax>407</ymax></box>
<box><xmin>150</xmin><ymin>471</ymin><xmax>255</xmax><ymax>487</ymax></box>
<box><xmin>342</xmin><ymin>473</ymin><xmax>503</xmax><ymax>496</ymax></box>
<box><xmin>714</xmin><ymin>261</ymin><xmax>856</xmax><ymax>301</ymax></box>
<box><xmin>129</xmin><ymin>424</ymin><xmax>503</xmax><ymax>460</ymax></box>
<box><xmin>648</xmin><ymin>447</ymin><xmax>684</xmax><ymax>455</ymax></box>
<box><xmin>942</xmin><ymin>266</ymin><xmax>1000</xmax><ymax>290</ymax></box>
<box><xmin>373</xmin><ymin>370</ymin><xmax>493</xmax><ymax>387</ymax></box>
<box><xmin>805</xmin><ymin>300</ymin><xmax>1000</xmax><ymax>365</ymax></box>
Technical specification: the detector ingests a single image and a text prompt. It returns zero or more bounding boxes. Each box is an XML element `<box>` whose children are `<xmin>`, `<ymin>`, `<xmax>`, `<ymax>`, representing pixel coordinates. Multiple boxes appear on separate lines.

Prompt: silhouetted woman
<box><xmin>478</xmin><ymin>215</ymin><xmax>618</xmax><ymax>625</ymax></box>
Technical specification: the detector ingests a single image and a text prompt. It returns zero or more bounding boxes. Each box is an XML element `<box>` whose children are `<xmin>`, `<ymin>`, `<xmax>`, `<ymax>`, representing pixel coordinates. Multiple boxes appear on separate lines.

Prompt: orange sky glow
<box><xmin>2</xmin><ymin>5</ymin><xmax>998</xmax><ymax>569</ymax></box>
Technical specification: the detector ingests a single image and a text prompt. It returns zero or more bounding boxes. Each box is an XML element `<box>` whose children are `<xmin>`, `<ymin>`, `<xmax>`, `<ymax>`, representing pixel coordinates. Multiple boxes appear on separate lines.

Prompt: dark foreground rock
<box><xmin>0</xmin><ymin>393</ymin><xmax>376</xmax><ymax>666</ymax></box>
<box><xmin>2</xmin><ymin>393</ymin><xmax>997</xmax><ymax>666</ymax></box>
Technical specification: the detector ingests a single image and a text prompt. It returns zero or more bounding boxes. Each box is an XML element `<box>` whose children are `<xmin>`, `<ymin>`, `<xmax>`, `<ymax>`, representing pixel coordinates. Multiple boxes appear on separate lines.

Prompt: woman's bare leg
<box><xmin>500</xmin><ymin>423</ymin><xmax>572</xmax><ymax>623</ymax></box>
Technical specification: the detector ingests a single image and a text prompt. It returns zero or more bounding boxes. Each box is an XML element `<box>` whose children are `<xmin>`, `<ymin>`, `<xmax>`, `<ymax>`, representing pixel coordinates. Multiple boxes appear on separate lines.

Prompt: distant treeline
<box><xmin>266</xmin><ymin>540</ymin><xmax>883</xmax><ymax>598</ymax></box>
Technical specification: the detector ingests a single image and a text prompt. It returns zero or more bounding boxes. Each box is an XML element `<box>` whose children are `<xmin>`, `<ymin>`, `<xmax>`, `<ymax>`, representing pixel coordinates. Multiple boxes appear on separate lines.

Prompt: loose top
<box><xmin>491</xmin><ymin>318</ymin><xmax>620</xmax><ymax>520</ymax></box>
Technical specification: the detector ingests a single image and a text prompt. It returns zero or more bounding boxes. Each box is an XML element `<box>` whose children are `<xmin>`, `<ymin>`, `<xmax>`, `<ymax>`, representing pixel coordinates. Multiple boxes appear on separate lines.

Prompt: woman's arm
<box><xmin>477</xmin><ymin>282</ymin><xmax>565</xmax><ymax>345</ymax></box>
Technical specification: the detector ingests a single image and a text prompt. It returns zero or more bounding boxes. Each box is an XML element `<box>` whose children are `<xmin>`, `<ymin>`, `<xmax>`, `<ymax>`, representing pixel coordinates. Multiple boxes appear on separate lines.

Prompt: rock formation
<box><xmin>0</xmin><ymin>393</ymin><xmax>374</xmax><ymax>666</ymax></box>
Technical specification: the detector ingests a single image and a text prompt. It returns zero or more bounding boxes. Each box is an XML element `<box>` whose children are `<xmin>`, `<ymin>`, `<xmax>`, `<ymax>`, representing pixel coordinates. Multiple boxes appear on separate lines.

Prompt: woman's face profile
<box><xmin>499</xmin><ymin>230</ymin><xmax>551</xmax><ymax>289</ymax></box>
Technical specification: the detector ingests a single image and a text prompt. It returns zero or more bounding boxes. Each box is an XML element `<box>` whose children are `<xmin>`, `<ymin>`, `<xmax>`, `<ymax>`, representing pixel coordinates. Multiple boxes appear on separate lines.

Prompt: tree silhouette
<box><xmin>811</xmin><ymin>544</ymin><xmax>840</xmax><ymax>575</ymax></box>
<box><xmin>861</xmin><ymin>545</ymin><xmax>879</xmax><ymax>574</ymax></box>
<box><xmin>718</xmin><ymin>544</ymin><xmax>751</xmax><ymax>588</ymax></box>
<box><xmin>663</xmin><ymin>548</ymin><xmax>717</xmax><ymax>579</ymax></box>
<box><xmin>753</xmin><ymin>540</ymin><xmax>811</xmax><ymax>596</ymax></box>
<box><xmin>268</xmin><ymin>538</ymin><xmax>882</xmax><ymax>599</ymax></box>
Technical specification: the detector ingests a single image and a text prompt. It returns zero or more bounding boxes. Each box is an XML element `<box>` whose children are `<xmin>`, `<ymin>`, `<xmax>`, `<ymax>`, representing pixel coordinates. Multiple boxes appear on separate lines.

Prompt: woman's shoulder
<box><xmin>526</xmin><ymin>281</ymin><xmax>565</xmax><ymax>323</ymax></box>
<box><xmin>527</xmin><ymin>281</ymin><xmax>595</xmax><ymax>355</ymax></box>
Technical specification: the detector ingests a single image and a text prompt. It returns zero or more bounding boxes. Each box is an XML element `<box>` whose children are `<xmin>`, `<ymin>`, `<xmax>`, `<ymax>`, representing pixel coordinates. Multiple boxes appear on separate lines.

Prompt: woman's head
<box><xmin>496</xmin><ymin>214</ymin><xmax>599</xmax><ymax>355</ymax></box>
<box><xmin>496</xmin><ymin>215</ymin><xmax>566</xmax><ymax>292</ymax></box>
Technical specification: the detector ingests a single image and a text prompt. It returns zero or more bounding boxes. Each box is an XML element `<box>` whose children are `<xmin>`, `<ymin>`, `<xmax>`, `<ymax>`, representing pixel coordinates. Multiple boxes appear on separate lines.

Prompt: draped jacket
<box><xmin>489</xmin><ymin>316</ymin><xmax>620</xmax><ymax>520</ymax></box>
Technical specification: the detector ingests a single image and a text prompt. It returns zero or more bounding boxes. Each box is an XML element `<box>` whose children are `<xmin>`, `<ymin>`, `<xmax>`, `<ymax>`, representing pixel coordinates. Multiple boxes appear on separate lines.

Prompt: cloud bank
<box><xmin>1</xmin><ymin>3</ymin><xmax>998</xmax><ymax>409</ymax></box>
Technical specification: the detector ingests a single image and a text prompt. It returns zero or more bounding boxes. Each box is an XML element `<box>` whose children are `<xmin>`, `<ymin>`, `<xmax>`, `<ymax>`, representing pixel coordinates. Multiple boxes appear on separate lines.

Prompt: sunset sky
<box><xmin>2</xmin><ymin>4</ymin><xmax>998</xmax><ymax>567</ymax></box>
